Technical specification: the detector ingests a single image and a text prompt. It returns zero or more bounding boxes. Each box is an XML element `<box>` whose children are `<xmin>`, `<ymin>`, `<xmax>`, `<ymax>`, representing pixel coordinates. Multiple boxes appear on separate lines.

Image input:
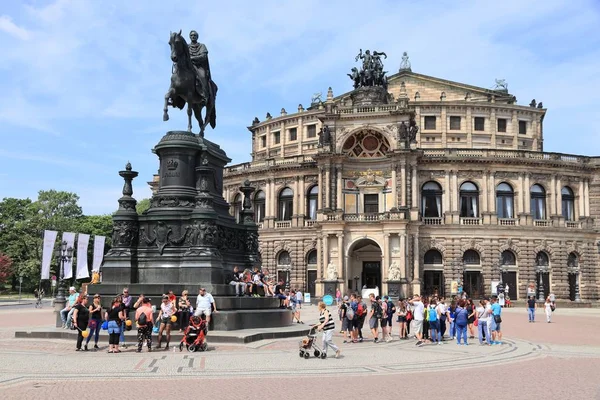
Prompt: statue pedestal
<box><xmin>386</xmin><ymin>281</ymin><xmax>402</xmax><ymax>299</ymax></box>
<box><xmin>323</xmin><ymin>280</ymin><xmax>338</xmax><ymax>297</ymax></box>
<box><xmin>350</xmin><ymin>86</ymin><xmax>389</xmax><ymax>106</ymax></box>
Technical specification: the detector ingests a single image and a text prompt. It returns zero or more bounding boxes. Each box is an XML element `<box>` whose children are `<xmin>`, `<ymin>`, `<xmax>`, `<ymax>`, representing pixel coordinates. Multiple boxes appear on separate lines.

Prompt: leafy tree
<box><xmin>136</xmin><ymin>198</ymin><xmax>151</xmax><ymax>215</ymax></box>
<box><xmin>0</xmin><ymin>253</ymin><xmax>13</xmax><ymax>284</ymax></box>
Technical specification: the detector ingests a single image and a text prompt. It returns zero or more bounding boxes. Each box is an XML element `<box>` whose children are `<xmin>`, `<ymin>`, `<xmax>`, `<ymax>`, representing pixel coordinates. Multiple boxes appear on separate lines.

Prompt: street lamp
<box><xmin>567</xmin><ymin>255</ymin><xmax>581</xmax><ymax>302</ymax></box>
<box><xmin>353</xmin><ymin>275</ymin><xmax>359</xmax><ymax>291</ymax></box>
<box><xmin>54</xmin><ymin>240</ymin><xmax>74</xmax><ymax>303</ymax></box>
<box><xmin>536</xmin><ymin>263</ymin><xmax>549</xmax><ymax>302</ymax></box>
<box><xmin>285</xmin><ymin>264</ymin><xmax>292</xmax><ymax>291</ymax></box>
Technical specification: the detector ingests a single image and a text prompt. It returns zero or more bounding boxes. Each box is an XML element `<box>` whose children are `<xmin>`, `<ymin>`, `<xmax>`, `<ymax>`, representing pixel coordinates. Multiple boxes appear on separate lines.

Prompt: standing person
<box><xmin>355</xmin><ymin>295</ymin><xmax>367</xmax><ymax>342</ymax></box>
<box><xmin>178</xmin><ymin>290</ymin><xmax>191</xmax><ymax>331</ymax></box>
<box><xmin>436</xmin><ymin>297</ymin><xmax>449</xmax><ymax>340</ymax></box>
<box><xmin>290</xmin><ymin>289</ymin><xmax>304</xmax><ymax>324</ymax></box>
<box><xmin>315</xmin><ymin>301</ymin><xmax>341</xmax><ymax>358</ymax></box>
<box><xmin>60</xmin><ymin>287</ymin><xmax>79</xmax><ymax>328</ymax></box>
<box><xmin>490</xmin><ymin>297</ymin><xmax>503</xmax><ymax>345</ymax></box>
<box><xmin>454</xmin><ymin>300</ymin><xmax>469</xmax><ymax>345</ymax></box>
<box><xmin>72</xmin><ymin>295</ymin><xmax>90</xmax><ymax>351</ymax></box>
<box><xmin>85</xmin><ymin>294</ymin><xmax>103</xmax><ymax>351</ymax></box>
<box><xmin>229</xmin><ymin>266</ymin><xmax>245</xmax><ymax>297</ymax></box>
<box><xmin>527</xmin><ymin>295</ymin><xmax>537</xmax><ymax>323</ymax></box>
<box><xmin>340</xmin><ymin>296</ymin><xmax>351</xmax><ymax>341</ymax></box>
<box><xmin>120</xmin><ymin>288</ymin><xmax>132</xmax><ymax>348</ymax></box>
<box><xmin>383</xmin><ymin>295</ymin><xmax>395</xmax><ymax>342</ymax></box>
<box><xmin>295</xmin><ymin>289</ymin><xmax>303</xmax><ymax>309</ymax></box>
<box><xmin>476</xmin><ymin>299</ymin><xmax>491</xmax><ymax>345</ymax></box>
<box><xmin>105</xmin><ymin>297</ymin><xmax>125</xmax><ymax>353</ymax></box>
<box><xmin>157</xmin><ymin>295</ymin><xmax>175</xmax><ymax>349</ymax></box>
<box><xmin>466</xmin><ymin>299</ymin><xmax>476</xmax><ymax>339</ymax></box>
<box><xmin>335</xmin><ymin>288</ymin><xmax>342</xmax><ymax>306</ymax></box>
<box><xmin>448</xmin><ymin>300</ymin><xmax>457</xmax><ymax>340</ymax></box>
<box><xmin>422</xmin><ymin>297</ymin><xmax>430</xmax><ymax>341</ymax></box>
<box><xmin>135</xmin><ymin>297</ymin><xmax>154</xmax><ymax>352</ymax></box>
<box><xmin>368</xmin><ymin>295</ymin><xmax>383</xmax><ymax>343</ymax></box>
<box><xmin>408</xmin><ymin>295</ymin><xmax>425</xmax><ymax>347</ymax></box>
<box><xmin>396</xmin><ymin>299</ymin><xmax>408</xmax><ymax>339</ymax></box>
<box><xmin>379</xmin><ymin>296</ymin><xmax>389</xmax><ymax>341</ymax></box>
<box><xmin>195</xmin><ymin>287</ymin><xmax>217</xmax><ymax>329</ymax></box>
<box><xmin>428</xmin><ymin>299</ymin><xmax>441</xmax><ymax>345</ymax></box>
<box><xmin>544</xmin><ymin>296</ymin><xmax>553</xmax><ymax>323</ymax></box>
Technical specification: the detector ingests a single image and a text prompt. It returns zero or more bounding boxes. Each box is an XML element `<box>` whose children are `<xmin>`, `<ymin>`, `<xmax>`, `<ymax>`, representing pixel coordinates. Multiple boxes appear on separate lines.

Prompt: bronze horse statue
<box><xmin>163</xmin><ymin>30</ymin><xmax>217</xmax><ymax>137</ymax></box>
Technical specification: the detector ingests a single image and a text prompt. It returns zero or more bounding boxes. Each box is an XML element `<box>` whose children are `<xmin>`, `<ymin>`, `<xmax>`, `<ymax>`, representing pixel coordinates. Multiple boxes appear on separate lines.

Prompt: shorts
<box><xmin>160</xmin><ymin>316</ymin><xmax>172</xmax><ymax>325</ymax></box>
<box><xmin>342</xmin><ymin>318</ymin><xmax>351</xmax><ymax>331</ymax></box>
<box><xmin>381</xmin><ymin>318</ymin><xmax>389</xmax><ymax>328</ymax></box>
<box><xmin>194</xmin><ymin>308</ymin><xmax>211</xmax><ymax>317</ymax></box>
<box><xmin>397</xmin><ymin>316</ymin><xmax>406</xmax><ymax>323</ymax></box>
<box><xmin>490</xmin><ymin>318</ymin><xmax>501</xmax><ymax>332</ymax></box>
<box><xmin>352</xmin><ymin>318</ymin><xmax>360</xmax><ymax>329</ymax></box>
<box><xmin>107</xmin><ymin>320</ymin><xmax>121</xmax><ymax>334</ymax></box>
<box><xmin>412</xmin><ymin>319</ymin><xmax>423</xmax><ymax>334</ymax></box>
<box><xmin>369</xmin><ymin>317</ymin><xmax>379</xmax><ymax>330</ymax></box>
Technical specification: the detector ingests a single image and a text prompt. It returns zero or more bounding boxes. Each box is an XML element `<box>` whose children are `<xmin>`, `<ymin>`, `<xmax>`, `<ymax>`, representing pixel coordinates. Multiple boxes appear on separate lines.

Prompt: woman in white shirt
<box><xmin>476</xmin><ymin>299</ymin><xmax>491</xmax><ymax>345</ymax></box>
<box><xmin>544</xmin><ymin>296</ymin><xmax>553</xmax><ymax>323</ymax></box>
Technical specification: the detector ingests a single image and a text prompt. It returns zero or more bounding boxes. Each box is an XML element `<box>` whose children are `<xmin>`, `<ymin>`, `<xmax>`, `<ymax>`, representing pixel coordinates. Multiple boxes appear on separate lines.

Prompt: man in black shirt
<box><xmin>274</xmin><ymin>280</ymin><xmax>287</xmax><ymax>308</ymax></box>
<box><xmin>72</xmin><ymin>295</ymin><xmax>90</xmax><ymax>351</ymax></box>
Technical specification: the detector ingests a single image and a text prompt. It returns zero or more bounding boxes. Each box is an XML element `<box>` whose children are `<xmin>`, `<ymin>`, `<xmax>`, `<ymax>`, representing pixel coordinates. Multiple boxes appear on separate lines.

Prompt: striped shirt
<box><xmin>319</xmin><ymin>310</ymin><xmax>335</xmax><ymax>331</ymax></box>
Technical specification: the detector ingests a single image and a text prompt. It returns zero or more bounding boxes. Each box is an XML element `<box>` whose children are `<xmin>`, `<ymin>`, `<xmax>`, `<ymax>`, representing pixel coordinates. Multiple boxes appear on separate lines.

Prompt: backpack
<box><xmin>357</xmin><ymin>302</ymin><xmax>365</xmax><ymax>316</ymax></box>
<box><xmin>137</xmin><ymin>311</ymin><xmax>148</xmax><ymax>326</ymax></box>
<box><xmin>387</xmin><ymin>301</ymin><xmax>396</xmax><ymax>316</ymax></box>
<box><xmin>373</xmin><ymin>302</ymin><xmax>383</xmax><ymax>319</ymax></box>
<box><xmin>346</xmin><ymin>305</ymin><xmax>355</xmax><ymax>320</ymax></box>
<box><xmin>428</xmin><ymin>306</ymin><xmax>438</xmax><ymax>322</ymax></box>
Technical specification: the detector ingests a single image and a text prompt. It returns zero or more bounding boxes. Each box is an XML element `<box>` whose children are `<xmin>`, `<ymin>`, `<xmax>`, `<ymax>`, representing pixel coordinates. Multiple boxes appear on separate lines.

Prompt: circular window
<box><xmin>362</xmin><ymin>135</ymin><xmax>379</xmax><ymax>151</ymax></box>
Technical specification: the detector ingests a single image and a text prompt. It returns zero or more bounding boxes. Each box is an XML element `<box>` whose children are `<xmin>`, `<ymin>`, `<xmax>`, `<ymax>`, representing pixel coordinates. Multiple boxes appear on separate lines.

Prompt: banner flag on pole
<box><xmin>62</xmin><ymin>232</ymin><xmax>76</xmax><ymax>280</ymax></box>
<box><xmin>40</xmin><ymin>230</ymin><xmax>58</xmax><ymax>280</ymax></box>
<box><xmin>91</xmin><ymin>236</ymin><xmax>105</xmax><ymax>273</ymax></box>
<box><xmin>76</xmin><ymin>233</ymin><xmax>90</xmax><ymax>279</ymax></box>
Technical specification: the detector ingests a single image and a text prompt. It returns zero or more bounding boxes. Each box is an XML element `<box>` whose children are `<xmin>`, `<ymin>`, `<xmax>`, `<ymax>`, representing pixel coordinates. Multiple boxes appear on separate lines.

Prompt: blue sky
<box><xmin>0</xmin><ymin>0</ymin><xmax>599</xmax><ymax>215</ymax></box>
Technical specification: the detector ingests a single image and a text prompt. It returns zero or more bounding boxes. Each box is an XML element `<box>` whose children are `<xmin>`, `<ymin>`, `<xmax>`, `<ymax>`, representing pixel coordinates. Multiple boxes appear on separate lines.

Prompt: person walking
<box><xmin>316</xmin><ymin>301</ymin><xmax>341</xmax><ymax>358</ymax></box>
<box><xmin>105</xmin><ymin>297</ymin><xmax>125</xmax><ymax>353</ymax></box>
<box><xmin>408</xmin><ymin>295</ymin><xmax>425</xmax><ymax>346</ymax></box>
<box><xmin>135</xmin><ymin>297</ymin><xmax>154</xmax><ymax>352</ymax></box>
<box><xmin>72</xmin><ymin>295</ymin><xmax>90</xmax><ymax>351</ymax></box>
<box><xmin>544</xmin><ymin>296</ymin><xmax>553</xmax><ymax>323</ymax></box>
<box><xmin>157</xmin><ymin>294</ymin><xmax>175</xmax><ymax>350</ymax></box>
<box><xmin>527</xmin><ymin>296</ymin><xmax>537</xmax><ymax>322</ymax></box>
<box><xmin>85</xmin><ymin>294</ymin><xmax>103</xmax><ymax>351</ymax></box>
<box><xmin>476</xmin><ymin>299</ymin><xmax>491</xmax><ymax>345</ymax></box>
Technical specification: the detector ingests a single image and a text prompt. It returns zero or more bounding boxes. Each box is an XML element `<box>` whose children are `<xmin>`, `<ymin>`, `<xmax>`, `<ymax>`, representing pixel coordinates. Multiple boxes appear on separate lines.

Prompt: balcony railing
<box><xmin>460</xmin><ymin>217</ymin><xmax>482</xmax><ymax>225</ymax></box>
<box><xmin>344</xmin><ymin>213</ymin><xmax>385</xmax><ymax>222</ymax></box>
<box><xmin>305</xmin><ymin>220</ymin><xmax>316</xmax><ymax>227</ymax></box>
<box><xmin>534</xmin><ymin>219</ymin><xmax>551</xmax><ymax>227</ymax></box>
<box><xmin>498</xmin><ymin>218</ymin><xmax>518</xmax><ymax>226</ymax></box>
<box><xmin>422</xmin><ymin>217</ymin><xmax>443</xmax><ymax>225</ymax></box>
<box><xmin>275</xmin><ymin>221</ymin><xmax>292</xmax><ymax>229</ymax></box>
<box><xmin>421</xmin><ymin>148</ymin><xmax>593</xmax><ymax>165</ymax></box>
<box><xmin>565</xmin><ymin>221</ymin><xmax>580</xmax><ymax>229</ymax></box>
<box><xmin>257</xmin><ymin>222</ymin><xmax>264</xmax><ymax>229</ymax></box>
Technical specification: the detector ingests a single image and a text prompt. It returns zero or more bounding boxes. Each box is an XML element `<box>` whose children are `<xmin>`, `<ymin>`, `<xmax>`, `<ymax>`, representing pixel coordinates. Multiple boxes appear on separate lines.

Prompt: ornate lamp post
<box><xmin>285</xmin><ymin>264</ymin><xmax>292</xmax><ymax>291</ymax></box>
<box><xmin>354</xmin><ymin>275</ymin><xmax>359</xmax><ymax>291</ymax></box>
<box><xmin>567</xmin><ymin>255</ymin><xmax>581</xmax><ymax>302</ymax></box>
<box><xmin>54</xmin><ymin>240</ymin><xmax>74</xmax><ymax>303</ymax></box>
<box><xmin>535</xmin><ymin>257</ymin><xmax>549</xmax><ymax>302</ymax></box>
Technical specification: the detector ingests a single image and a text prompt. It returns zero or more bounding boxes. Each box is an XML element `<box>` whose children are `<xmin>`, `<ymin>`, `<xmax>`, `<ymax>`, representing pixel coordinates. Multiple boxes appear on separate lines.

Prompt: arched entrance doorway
<box><xmin>463</xmin><ymin>250</ymin><xmax>484</xmax><ymax>298</ymax></box>
<box><xmin>347</xmin><ymin>238</ymin><xmax>382</xmax><ymax>295</ymax></box>
<box><xmin>423</xmin><ymin>249</ymin><xmax>444</xmax><ymax>297</ymax></box>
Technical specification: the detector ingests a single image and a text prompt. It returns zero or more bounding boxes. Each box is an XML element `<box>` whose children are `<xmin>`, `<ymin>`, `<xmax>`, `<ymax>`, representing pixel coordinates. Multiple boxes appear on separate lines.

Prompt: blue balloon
<box><xmin>322</xmin><ymin>295</ymin><xmax>333</xmax><ymax>306</ymax></box>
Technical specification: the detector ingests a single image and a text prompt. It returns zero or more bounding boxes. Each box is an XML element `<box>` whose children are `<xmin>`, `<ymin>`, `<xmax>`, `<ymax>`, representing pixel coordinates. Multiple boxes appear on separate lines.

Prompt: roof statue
<box><xmin>399</xmin><ymin>51</ymin><xmax>412</xmax><ymax>72</ymax></box>
<box><xmin>311</xmin><ymin>92</ymin><xmax>323</xmax><ymax>105</ymax></box>
<box><xmin>494</xmin><ymin>79</ymin><xmax>508</xmax><ymax>92</ymax></box>
<box><xmin>163</xmin><ymin>30</ymin><xmax>218</xmax><ymax>137</ymax></box>
<box><xmin>348</xmin><ymin>49</ymin><xmax>388</xmax><ymax>90</ymax></box>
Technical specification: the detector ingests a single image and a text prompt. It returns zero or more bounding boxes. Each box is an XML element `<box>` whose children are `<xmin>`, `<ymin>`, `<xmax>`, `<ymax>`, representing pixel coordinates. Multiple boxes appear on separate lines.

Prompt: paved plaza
<box><xmin>0</xmin><ymin>304</ymin><xmax>599</xmax><ymax>399</ymax></box>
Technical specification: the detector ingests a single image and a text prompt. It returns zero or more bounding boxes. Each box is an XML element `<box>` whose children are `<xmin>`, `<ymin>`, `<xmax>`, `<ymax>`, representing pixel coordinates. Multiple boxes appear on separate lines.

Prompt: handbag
<box><xmin>494</xmin><ymin>314</ymin><xmax>502</xmax><ymax>324</ymax></box>
<box><xmin>474</xmin><ymin>319</ymin><xmax>479</xmax><ymax>327</ymax></box>
<box><xmin>406</xmin><ymin>311</ymin><xmax>413</xmax><ymax>321</ymax></box>
<box><xmin>101</xmin><ymin>321</ymin><xmax>109</xmax><ymax>330</ymax></box>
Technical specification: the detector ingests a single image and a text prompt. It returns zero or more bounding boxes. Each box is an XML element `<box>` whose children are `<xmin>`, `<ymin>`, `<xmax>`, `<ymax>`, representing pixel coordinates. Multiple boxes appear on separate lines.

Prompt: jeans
<box><xmin>449</xmin><ymin>320</ymin><xmax>456</xmax><ymax>338</ymax></box>
<box><xmin>60</xmin><ymin>307</ymin><xmax>70</xmax><ymax>325</ymax></box>
<box><xmin>429</xmin><ymin>320</ymin><xmax>440</xmax><ymax>342</ymax></box>
<box><xmin>456</xmin><ymin>325</ymin><xmax>468</xmax><ymax>344</ymax></box>
<box><xmin>322</xmin><ymin>329</ymin><xmax>339</xmax><ymax>354</ymax></box>
<box><xmin>528</xmin><ymin>308</ymin><xmax>535</xmax><ymax>322</ymax></box>
<box><xmin>120</xmin><ymin>321</ymin><xmax>126</xmax><ymax>343</ymax></box>
<box><xmin>86</xmin><ymin>318</ymin><xmax>102</xmax><ymax>345</ymax></box>
<box><xmin>440</xmin><ymin>315</ymin><xmax>447</xmax><ymax>338</ymax></box>
<box><xmin>478</xmin><ymin>320</ymin><xmax>490</xmax><ymax>345</ymax></box>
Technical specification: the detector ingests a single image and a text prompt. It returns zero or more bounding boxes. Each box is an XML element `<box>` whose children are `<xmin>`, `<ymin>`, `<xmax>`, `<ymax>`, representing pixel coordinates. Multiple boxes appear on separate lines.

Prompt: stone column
<box><xmin>412</xmin><ymin>234</ymin><xmax>421</xmax><ymax>294</ymax></box>
<box><xmin>490</xmin><ymin>108</ymin><xmax>497</xmax><ymax>147</ymax></box>
<box><xmin>550</xmin><ymin>175</ymin><xmax>556</xmax><ymax>217</ymax></box>
<box><xmin>298</xmin><ymin>177</ymin><xmax>306</xmax><ymax>219</ymax></box>
<box><xmin>441</xmin><ymin>106</ymin><xmax>447</xmax><ymax>147</ymax></box>
<box><xmin>400</xmin><ymin>234</ymin><xmax>407</xmax><ymax>279</ymax></box>
<box><xmin>444</xmin><ymin>171</ymin><xmax>450</xmax><ymax>222</ymax></box>
<box><xmin>400</xmin><ymin>163</ymin><xmax>407</xmax><ymax>207</ymax></box>
<box><xmin>411</xmin><ymin>166</ymin><xmax>417</xmax><ymax>209</ymax></box>
<box><xmin>517</xmin><ymin>173</ymin><xmax>524</xmax><ymax>214</ymax></box>
<box><xmin>325</xmin><ymin>166</ymin><xmax>331</xmax><ymax>210</ymax></box>
<box><xmin>297</xmin><ymin>116</ymin><xmax>304</xmax><ymax>154</ymax></box>
<box><xmin>280</xmin><ymin>122</ymin><xmax>285</xmax><ymax>156</ymax></box>
<box><xmin>524</xmin><ymin>173</ymin><xmax>531</xmax><ymax>213</ymax></box>
<box><xmin>337</xmin><ymin>234</ymin><xmax>344</xmax><ymax>286</ymax></box>
<box><xmin>322</xmin><ymin>235</ymin><xmax>329</xmax><ymax>276</ymax></box>
<box><xmin>584</xmin><ymin>179</ymin><xmax>590</xmax><ymax>217</ymax></box>
<box><xmin>391</xmin><ymin>167</ymin><xmax>397</xmax><ymax>208</ymax></box>
<box><xmin>336</xmin><ymin>167</ymin><xmax>343</xmax><ymax>211</ymax></box>
<box><xmin>317</xmin><ymin>167</ymin><xmax>323</xmax><ymax>212</ymax></box>
<box><xmin>555</xmin><ymin>176</ymin><xmax>562</xmax><ymax>216</ymax></box>
<box><xmin>481</xmin><ymin>173</ymin><xmax>488</xmax><ymax>213</ymax></box>
<box><xmin>578</xmin><ymin>181</ymin><xmax>584</xmax><ymax>219</ymax></box>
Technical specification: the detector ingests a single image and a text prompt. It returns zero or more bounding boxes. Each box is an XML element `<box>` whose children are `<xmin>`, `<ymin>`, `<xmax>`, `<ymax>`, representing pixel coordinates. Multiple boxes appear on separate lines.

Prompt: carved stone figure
<box><xmin>494</xmin><ymin>79</ymin><xmax>508</xmax><ymax>91</ymax></box>
<box><xmin>349</xmin><ymin>49</ymin><xmax>389</xmax><ymax>89</ymax></box>
<box><xmin>398</xmin><ymin>121</ymin><xmax>408</xmax><ymax>140</ymax></box>
<box><xmin>163</xmin><ymin>30</ymin><xmax>218</xmax><ymax>136</ymax></box>
<box><xmin>112</xmin><ymin>221</ymin><xmax>138</xmax><ymax>247</ymax></box>
<box><xmin>326</xmin><ymin>261</ymin><xmax>338</xmax><ymax>280</ymax></box>
<box><xmin>318</xmin><ymin>125</ymin><xmax>331</xmax><ymax>147</ymax></box>
<box><xmin>399</xmin><ymin>51</ymin><xmax>411</xmax><ymax>71</ymax></box>
<box><xmin>388</xmin><ymin>261</ymin><xmax>401</xmax><ymax>281</ymax></box>
<box><xmin>408</xmin><ymin>113</ymin><xmax>419</xmax><ymax>143</ymax></box>
<box><xmin>154</xmin><ymin>221</ymin><xmax>172</xmax><ymax>254</ymax></box>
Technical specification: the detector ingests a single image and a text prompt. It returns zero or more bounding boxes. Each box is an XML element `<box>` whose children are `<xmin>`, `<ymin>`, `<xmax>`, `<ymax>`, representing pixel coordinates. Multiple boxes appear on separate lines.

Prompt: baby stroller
<box><xmin>299</xmin><ymin>326</ymin><xmax>325</xmax><ymax>359</ymax></box>
<box><xmin>179</xmin><ymin>315</ymin><xmax>208</xmax><ymax>352</ymax></box>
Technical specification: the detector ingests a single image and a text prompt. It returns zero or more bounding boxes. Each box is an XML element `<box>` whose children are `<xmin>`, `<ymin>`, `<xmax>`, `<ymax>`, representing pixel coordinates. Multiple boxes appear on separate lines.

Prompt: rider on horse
<box><xmin>188</xmin><ymin>30</ymin><xmax>211</xmax><ymax>105</ymax></box>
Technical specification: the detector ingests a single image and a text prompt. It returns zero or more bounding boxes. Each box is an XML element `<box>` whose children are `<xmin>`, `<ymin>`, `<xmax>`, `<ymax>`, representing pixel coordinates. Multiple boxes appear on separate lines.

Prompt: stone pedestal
<box><xmin>323</xmin><ymin>280</ymin><xmax>338</xmax><ymax>297</ymax></box>
<box><xmin>386</xmin><ymin>281</ymin><xmax>401</xmax><ymax>299</ymax></box>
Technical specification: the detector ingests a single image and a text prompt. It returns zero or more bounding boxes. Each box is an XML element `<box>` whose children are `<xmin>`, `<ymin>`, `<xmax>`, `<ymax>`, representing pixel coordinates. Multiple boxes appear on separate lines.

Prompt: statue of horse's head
<box><xmin>169</xmin><ymin>30</ymin><xmax>187</xmax><ymax>63</ymax></box>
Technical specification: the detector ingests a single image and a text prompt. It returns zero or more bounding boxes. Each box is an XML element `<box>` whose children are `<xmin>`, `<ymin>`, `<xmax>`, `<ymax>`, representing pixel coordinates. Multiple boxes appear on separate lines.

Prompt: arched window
<box><xmin>424</xmin><ymin>249</ymin><xmax>443</xmax><ymax>264</ymax></box>
<box><xmin>278</xmin><ymin>251</ymin><xmax>291</xmax><ymax>265</ymax></box>
<box><xmin>306</xmin><ymin>186</ymin><xmax>318</xmax><ymax>220</ymax></box>
<box><xmin>254</xmin><ymin>190</ymin><xmax>265</xmax><ymax>223</ymax></box>
<box><xmin>278</xmin><ymin>187</ymin><xmax>293</xmax><ymax>221</ymax></box>
<box><xmin>535</xmin><ymin>251</ymin><xmax>549</xmax><ymax>266</ymax></box>
<box><xmin>277</xmin><ymin>251</ymin><xmax>291</xmax><ymax>283</ymax></box>
<box><xmin>567</xmin><ymin>252</ymin><xmax>578</xmax><ymax>268</ymax></box>
<box><xmin>530</xmin><ymin>184</ymin><xmax>546</xmax><ymax>220</ymax></box>
<box><xmin>561</xmin><ymin>186</ymin><xmax>575</xmax><ymax>221</ymax></box>
<box><xmin>460</xmin><ymin>181</ymin><xmax>479</xmax><ymax>218</ymax></box>
<box><xmin>500</xmin><ymin>250</ymin><xmax>516</xmax><ymax>265</ymax></box>
<box><xmin>307</xmin><ymin>250</ymin><xmax>317</xmax><ymax>265</ymax></box>
<box><xmin>232</xmin><ymin>193</ymin><xmax>242</xmax><ymax>223</ymax></box>
<box><xmin>421</xmin><ymin>181</ymin><xmax>442</xmax><ymax>218</ymax></box>
<box><xmin>463</xmin><ymin>250</ymin><xmax>481</xmax><ymax>265</ymax></box>
<box><xmin>496</xmin><ymin>182</ymin><xmax>514</xmax><ymax>219</ymax></box>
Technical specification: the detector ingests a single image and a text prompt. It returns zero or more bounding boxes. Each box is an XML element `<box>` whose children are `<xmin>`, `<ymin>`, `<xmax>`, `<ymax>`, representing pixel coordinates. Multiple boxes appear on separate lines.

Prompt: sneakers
<box><xmin>335</xmin><ymin>350</ymin><xmax>341</xmax><ymax>358</ymax></box>
<box><xmin>373</xmin><ymin>338</ymin><xmax>379</xmax><ymax>343</ymax></box>
<box><xmin>416</xmin><ymin>341</ymin><xmax>424</xmax><ymax>347</ymax></box>
<box><xmin>93</xmin><ymin>344</ymin><xmax>99</xmax><ymax>350</ymax></box>
<box><xmin>84</xmin><ymin>345</ymin><xmax>88</xmax><ymax>351</ymax></box>
<box><xmin>136</xmin><ymin>349</ymin><xmax>142</xmax><ymax>353</ymax></box>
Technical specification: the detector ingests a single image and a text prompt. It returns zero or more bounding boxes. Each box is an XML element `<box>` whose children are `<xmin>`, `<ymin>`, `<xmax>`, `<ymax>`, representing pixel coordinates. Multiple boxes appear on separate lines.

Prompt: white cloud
<box><xmin>0</xmin><ymin>15</ymin><xmax>30</xmax><ymax>40</ymax></box>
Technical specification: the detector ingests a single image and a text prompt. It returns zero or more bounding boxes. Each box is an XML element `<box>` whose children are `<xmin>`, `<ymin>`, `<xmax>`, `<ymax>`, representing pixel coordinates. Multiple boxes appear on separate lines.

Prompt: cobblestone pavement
<box><xmin>1</xmin><ymin>305</ymin><xmax>599</xmax><ymax>399</ymax></box>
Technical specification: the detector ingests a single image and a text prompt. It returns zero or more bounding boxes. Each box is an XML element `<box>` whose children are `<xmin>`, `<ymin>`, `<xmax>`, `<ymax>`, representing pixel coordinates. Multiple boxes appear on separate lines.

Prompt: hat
<box><xmin>162</xmin><ymin>295</ymin><xmax>169</xmax><ymax>300</ymax></box>
<box><xmin>69</xmin><ymin>286</ymin><xmax>75</xmax><ymax>291</ymax></box>
<box><xmin>343</xmin><ymin>295</ymin><xmax>349</xmax><ymax>301</ymax></box>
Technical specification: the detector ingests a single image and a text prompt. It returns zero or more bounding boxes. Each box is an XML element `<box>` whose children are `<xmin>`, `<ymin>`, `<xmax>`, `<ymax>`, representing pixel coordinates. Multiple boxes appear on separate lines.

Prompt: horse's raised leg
<box><xmin>163</xmin><ymin>90</ymin><xmax>171</xmax><ymax>121</ymax></box>
<box><xmin>192</xmin><ymin>104</ymin><xmax>204</xmax><ymax>138</ymax></box>
<box><xmin>187</xmin><ymin>103</ymin><xmax>193</xmax><ymax>132</ymax></box>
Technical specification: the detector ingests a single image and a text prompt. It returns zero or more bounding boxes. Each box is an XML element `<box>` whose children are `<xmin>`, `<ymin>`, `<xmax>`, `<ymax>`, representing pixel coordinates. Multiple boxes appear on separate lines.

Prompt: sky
<box><xmin>0</xmin><ymin>0</ymin><xmax>599</xmax><ymax>215</ymax></box>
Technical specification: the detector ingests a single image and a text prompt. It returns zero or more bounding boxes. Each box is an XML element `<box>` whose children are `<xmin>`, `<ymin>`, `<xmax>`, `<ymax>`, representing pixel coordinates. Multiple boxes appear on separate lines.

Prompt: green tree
<box><xmin>136</xmin><ymin>198</ymin><xmax>151</xmax><ymax>215</ymax></box>
<box><xmin>0</xmin><ymin>253</ymin><xmax>13</xmax><ymax>284</ymax></box>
